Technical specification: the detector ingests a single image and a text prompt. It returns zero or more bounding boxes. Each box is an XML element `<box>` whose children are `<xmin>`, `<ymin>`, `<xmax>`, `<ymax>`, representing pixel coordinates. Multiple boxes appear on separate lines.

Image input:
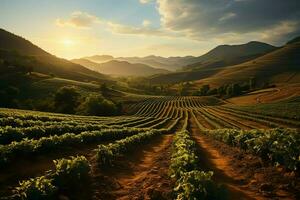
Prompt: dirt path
<box><xmin>91</xmin><ymin>134</ymin><xmax>174</xmax><ymax>200</ymax></box>
<box><xmin>189</xmin><ymin>115</ymin><xmax>300</xmax><ymax>200</ymax></box>
<box><xmin>190</xmin><ymin>116</ymin><xmax>276</xmax><ymax>200</ymax></box>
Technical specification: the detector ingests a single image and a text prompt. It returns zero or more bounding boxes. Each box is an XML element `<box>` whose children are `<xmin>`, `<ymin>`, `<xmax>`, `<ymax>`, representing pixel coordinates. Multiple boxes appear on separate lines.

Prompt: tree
<box><xmin>100</xmin><ymin>83</ymin><xmax>109</xmax><ymax>96</ymax></box>
<box><xmin>54</xmin><ymin>86</ymin><xmax>80</xmax><ymax>114</ymax></box>
<box><xmin>232</xmin><ymin>83</ymin><xmax>241</xmax><ymax>96</ymax></box>
<box><xmin>78</xmin><ymin>95</ymin><xmax>118</xmax><ymax>116</ymax></box>
<box><xmin>249</xmin><ymin>77</ymin><xmax>256</xmax><ymax>90</ymax></box>
<box><xmin>226</xmin><ymin>83</ymin><xmax>241</xmax><ymax>97</ymax></box>
<box><xmin>199</xmin><ymin>85</ymin><xmax>210</xmax><ymax>96</ymax></box>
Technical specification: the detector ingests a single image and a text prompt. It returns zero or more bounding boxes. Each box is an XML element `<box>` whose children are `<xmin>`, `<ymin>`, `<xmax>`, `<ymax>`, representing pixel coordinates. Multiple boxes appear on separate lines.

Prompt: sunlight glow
<box><xmin>61</xmin><ymin>38</ymin><xmax>75</xmax><ymax>47</ymax></box>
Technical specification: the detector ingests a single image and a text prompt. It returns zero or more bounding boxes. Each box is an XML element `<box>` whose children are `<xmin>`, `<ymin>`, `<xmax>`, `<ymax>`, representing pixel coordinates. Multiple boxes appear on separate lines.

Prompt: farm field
<box><xmin>0</xmin><ymin>96</ymin><xmax>299</xmax><ymax>200</ymax></box>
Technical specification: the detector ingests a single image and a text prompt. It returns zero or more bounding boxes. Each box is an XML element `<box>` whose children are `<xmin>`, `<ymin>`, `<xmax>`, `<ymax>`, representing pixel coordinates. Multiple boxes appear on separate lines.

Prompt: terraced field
<box><xmin>0</xmin><ymin>96</ymin><xmax>299</xmax><ymax>200</ymax></box>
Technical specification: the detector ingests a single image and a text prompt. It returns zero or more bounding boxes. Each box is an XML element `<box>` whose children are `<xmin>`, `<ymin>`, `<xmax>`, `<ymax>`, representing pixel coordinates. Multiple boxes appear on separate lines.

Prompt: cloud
<box><xmin>56</xmin><ymin>11</ymin><xmax>100</xmax><ymax>28</ymax></box>
<box><xmin>219</xmin><ymin>13</ymin><xmax>236</xmax><ymax>22</ymax></box>
<box><xmin>107</xmin><ymin>22</ymin><xmax>170</xmax><ymax>37</ymax></box>
<box><xmin>139</xmin><ymin>0</ymin><xmax>152</xmax><ymax>4</ymax></box>
<box><xmin>142</xmin><ymin>20</ymin><xmax>151</xmax><ymax>27</ymax></box>
<box><xmin>156</xmin><ymin>0</ymin><xmax>300</xmax><ymax>44</ymax></box>
<box><xmin>56</xmin><ymin>11</ymin><xmax>175</xmax><ymax>38</ymax></box>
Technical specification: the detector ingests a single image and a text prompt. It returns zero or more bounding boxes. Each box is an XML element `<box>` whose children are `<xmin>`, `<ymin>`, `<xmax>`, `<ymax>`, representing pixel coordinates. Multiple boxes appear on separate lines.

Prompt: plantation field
<box><xmin>0</xmin><ymin>96</ymin><xmax>299</xmax><ymax>200</ymax></box>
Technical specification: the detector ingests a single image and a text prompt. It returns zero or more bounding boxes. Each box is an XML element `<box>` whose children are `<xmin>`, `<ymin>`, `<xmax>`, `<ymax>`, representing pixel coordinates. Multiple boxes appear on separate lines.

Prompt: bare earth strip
<box><xmin>91</xmin><ymin>134</ymin><xmax>174</xmax><ymax>200</ymax></box>
<box><xmin>189</xmin><ymin>116</ymin><xmax>298</xmax><ymax>200</ymax></box>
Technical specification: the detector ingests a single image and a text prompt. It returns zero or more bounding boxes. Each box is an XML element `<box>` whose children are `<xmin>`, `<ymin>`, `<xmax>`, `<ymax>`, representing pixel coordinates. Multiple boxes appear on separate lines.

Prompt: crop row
<box><xmin>11</xmin><ymin>156</ymin><xmax>90</xmax><ymax>199</ymax></box>
<box><xmin>206</xmin><ymin>108</ymin><xmax>254</xmax><ymax>129</ymax></box>
<box><xmin>202</xmin><ymin>128</ymin><xmax>300</xmax><ymax>171</ymax></box>
<box><xmin>214</xmin><ymin>107</ymin><xmax>280</xmax><ymax>128</ymax></box>
<box><xmin>96</xmin><ymin>129</ymin><xmax>162</xmax><ymax>166</ymax></box>
<box><xmin>0</xmin><ymin>124</ymin><xmax>115</xmax><ymax>145</ymax></box>
<box><xmin>203</xmin><ymin>108</ymin><xmax>239</xmax><ymax>129</ymax></box>
<box><xmin>219</xmin><ymin>106</ymin><xmax>300</xmax><ymax>127</ymax></box>
<box><xmin>0</xmin><ymin>127</ymin><xmax>149</xmax><ymax>167</ymax></box>
<box><xmin>169</xmin><ymin>130</ymin><xmax>225</xmax><ymax>199</ymax></box>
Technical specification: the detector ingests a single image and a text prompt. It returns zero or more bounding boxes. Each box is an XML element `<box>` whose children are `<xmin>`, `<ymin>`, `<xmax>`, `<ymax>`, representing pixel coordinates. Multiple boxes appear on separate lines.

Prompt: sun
<box><xmin>62</xmin><ymin>38</ymin><xmax>75</xmax><ymax>46</ymax></box>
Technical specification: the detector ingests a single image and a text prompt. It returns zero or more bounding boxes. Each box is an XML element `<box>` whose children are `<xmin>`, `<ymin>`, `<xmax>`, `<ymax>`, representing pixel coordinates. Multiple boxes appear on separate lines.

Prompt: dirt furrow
<box><xmin>189</xmin><ymin>116</ymin><xmax>297</xmax><ymax>200</ymax></box>
<box><xmin>91</xmin><ymin>134</ymin><xmax>174</xmax><ymax>200</ymax></box>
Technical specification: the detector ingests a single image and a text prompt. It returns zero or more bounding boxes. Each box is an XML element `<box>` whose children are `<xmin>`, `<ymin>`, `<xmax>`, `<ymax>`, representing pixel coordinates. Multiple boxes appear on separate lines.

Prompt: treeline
<box><xmin>193</xmin><ymin>78</ymin><xmax>275</xmax><ymax>98</ymax></box>
<box><xmin>0</xmin><ymin>85</ymin><xmax>123</xmax><ymax>116</ymax></box>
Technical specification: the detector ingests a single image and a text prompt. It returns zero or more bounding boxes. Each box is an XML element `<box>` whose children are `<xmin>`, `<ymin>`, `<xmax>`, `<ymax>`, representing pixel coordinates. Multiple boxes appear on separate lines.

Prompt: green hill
<box><xmin>0</xmin><ymin>29</ymin><xmax>109</xmax><ymax>82</ymax></box>
<box><xmin>183</xmin><ymin>41</ymin><xmax>276</xmax><ymax>71</ymax></box>
<box><xmin>149</xmin><ymin>39</ymin><xmax>299</xmax><ymax>87</ymax></box>
<box><xmin>197</xmin><ymin>39</ymin><xmax>300</xmax><ymax>87</ymax></box>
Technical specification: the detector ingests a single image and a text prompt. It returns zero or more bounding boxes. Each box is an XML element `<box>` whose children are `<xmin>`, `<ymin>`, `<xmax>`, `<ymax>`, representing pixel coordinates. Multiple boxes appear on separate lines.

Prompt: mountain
<box><xmin>149</xmin><ymin>38</ymin><xmax>299</xmax><ymax>87</ymax></box>
<box><xmin>0</xmin><ymin>29</ymin><xmax>109</xmax><ymax>82</ymax></box>
<box><xmin>71</xmin><ymin>59</ymin><xmax>170</xmax><ymax>77</ymax></box>
<box><xmin>183</xmin><ymin>41</ymin><xmax>276</xmax><ymax>71</ymax></box>
<box><xmin>82</xmin><ymin>55</ymin><xmax>200</xmax><ymax>71</ymax></box>
<box><xmin>82</xmin><ymin>55</ymin><xmax>114</xmax><ymax>63</ymax></box>
<box><xmin>195</xmin><ymin>38</ymin><xmax>300</xmax><ymax>87</ymax></box>
<box><xmin>116</xmin><ymin>55</ymin><xmax>198</xmax><ymax>71</ymax></box>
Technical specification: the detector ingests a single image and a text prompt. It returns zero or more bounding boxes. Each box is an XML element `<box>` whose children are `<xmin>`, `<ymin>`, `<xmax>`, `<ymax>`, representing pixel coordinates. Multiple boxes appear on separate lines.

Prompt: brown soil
<box><xmin>189</xmin><ymin>116</ymin><xmax>299</xmax><ymax>200</ymax></box>
<box><xmin>91</xmin><ymin>134</ymin><xmax>174</xmax><ymax>200</ymax></box>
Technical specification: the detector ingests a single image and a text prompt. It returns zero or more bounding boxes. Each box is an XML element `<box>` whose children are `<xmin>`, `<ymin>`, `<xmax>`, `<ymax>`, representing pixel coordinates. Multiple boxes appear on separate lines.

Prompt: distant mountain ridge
<box><xmin>83</xmin><ymin>55</ymin><xmax>114</xmax><ymax>63</ymax></box>
<box><xmin>83</xmin><ymin>41</ymin><xmax>276</xmax><ymax>72</ymax></box>
<box><xmin>149</xmin><ymin>37</ymin><xmax>300</xmax><ymax>86</ymax></box>
<box><xmin>183</xmin><ymin>41</ymin><xmax>276</xmax><ymax>71</ymax></box>
<box><xmin>71</xmin><ymin>59</ymin><xmax>170</xmax><ymax>77</ymax></box>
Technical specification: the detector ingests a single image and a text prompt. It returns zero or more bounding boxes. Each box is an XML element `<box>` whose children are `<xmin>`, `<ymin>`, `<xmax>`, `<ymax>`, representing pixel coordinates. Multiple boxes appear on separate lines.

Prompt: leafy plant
<box><xmin>14</xmin><ymin>176</ymin><xmax>57</xmax><ymax>200</ymax></box>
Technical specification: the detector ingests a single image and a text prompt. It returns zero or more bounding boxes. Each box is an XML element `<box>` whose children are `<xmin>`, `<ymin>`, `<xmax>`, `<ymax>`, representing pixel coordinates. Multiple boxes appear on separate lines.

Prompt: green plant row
<box><xmin>0</xmin><ymin>127</ymin><xmax>149</xmax><ymax>167</ymax></box>
<box><xmin>216</xmin><ymin>107</ymin><xmax>281</xmax><ymax>128</ymax></box>
<box><xmin>134</xmin><ymin>117</ymin><xmax>164</xmax><ymax>128</ymax></box>
<box><xmin>148</xmin><ymin>117</ymin><xmax>171</xmax><ymax>129</ymax></box>
<box><xmin>207</xmin><ymin>108</ymin><xmax>254</xmax><ymax>129</ymax></box>
<box><xmin>195</xmin><ymin>110</ymin><xmax>221</xmax><ymax>129</ymax></box>
<box><xmin>0</xmin><ymin>117</ymin><xmax>110</xmax><ymax>128</ymax></box>
<box><xmin>96</xmin><ymin>129</ymin><xmax>162</xmax><ymax>166</ymax></box>
<box><xmin>122</xmin><ymin>117</ymin><xmax>155</xmax><ymax>127</ymax></box>
<box><xmin>181</xmin><ymin>110</ymin><xmax>189</xmax><ymax>131</ymax></box>
<box><xmin>202</xmin><ymin>128</ymin><xmax>300</xmax><ymax>170</ymax></box>
<box><xmin>170</xmin><ymin>130</ymin><xmax>225</xmax><ymax>199</ymax></box>
<box><xmin>94</xmin><ymin>114</ymin><xmax>181</xmax><ymax>167</ymax></box>
<box><xmin>0</xmin><ymin>124</ymin><xmax>115</xmax><ymax>145</ymax></box>
<box><xmin>199</xmin><ymin>108</ymin><xmax>236</xmax><ymax>129</ymax></box>
<box><xmin>12</xmin><ymin>156</ymin><xmax>90</xmax><ymax>200</ymax></box>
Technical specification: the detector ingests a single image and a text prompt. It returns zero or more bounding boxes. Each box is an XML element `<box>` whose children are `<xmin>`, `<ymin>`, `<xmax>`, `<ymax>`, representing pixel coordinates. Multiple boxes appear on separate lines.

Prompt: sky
<box><xmin>1</xmin><ymin>0</ymin><xmax>300</xmax><ymax>59</ymax></box>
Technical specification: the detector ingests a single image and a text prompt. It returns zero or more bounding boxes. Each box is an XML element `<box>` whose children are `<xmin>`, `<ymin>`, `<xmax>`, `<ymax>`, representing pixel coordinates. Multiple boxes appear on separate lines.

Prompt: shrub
<box><xmin>52</xmin><ymin>156</ymin><xmax>91</xmax><ymax>189</ymax></box>
<box><xmin>54</xmin><ymin>86</ymin><xmax>80</xmax><ymax>114</ymax></box>
<box><xmin>14</xmin><ymin>176</ymin><xmax>57</xmax><ymax>200</ymax></box>
<box><xmin>78</xmin><ymin>95</ymin><xmax>118</xmax><ymax>116</ymax></box>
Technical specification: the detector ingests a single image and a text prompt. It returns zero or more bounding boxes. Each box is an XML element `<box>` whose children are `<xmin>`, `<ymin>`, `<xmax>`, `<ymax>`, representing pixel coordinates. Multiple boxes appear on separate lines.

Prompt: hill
<box><xmin>72</xmin><ymin>59</ymin><xmax>170</xmax><ymax>77</ymax></box>
<box><xmin>149</xmin><ymin>40</ymin><xmax>299</xmax><ymax>86</ymax></box>
<box><xmin>195</xmin><ymin>39</ymin><xmax>300</xmax><ymax>87</ymax></box>
<box><xmin>116</xmin><ymin>55</ymin><xmax>199</xmax><ymax>71</ymax></box>
<box><xmin>82</xmin><ymin>55</ymin><xmax>202</xmax><ymax>71</ymax></box>
<box><xmin>82</xmin><ymin>55</ymin><xmax>114</xmax><ymax>63</ymax></box>
<box><xmin>0</xmin><ymin>29</ymin><xmax>109</xmax><ymax>82</ymax></box>
<box><xmin>183</xmin><ymin>41</ymin><xmax>276</xmax><ymax>71</ymax></box>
